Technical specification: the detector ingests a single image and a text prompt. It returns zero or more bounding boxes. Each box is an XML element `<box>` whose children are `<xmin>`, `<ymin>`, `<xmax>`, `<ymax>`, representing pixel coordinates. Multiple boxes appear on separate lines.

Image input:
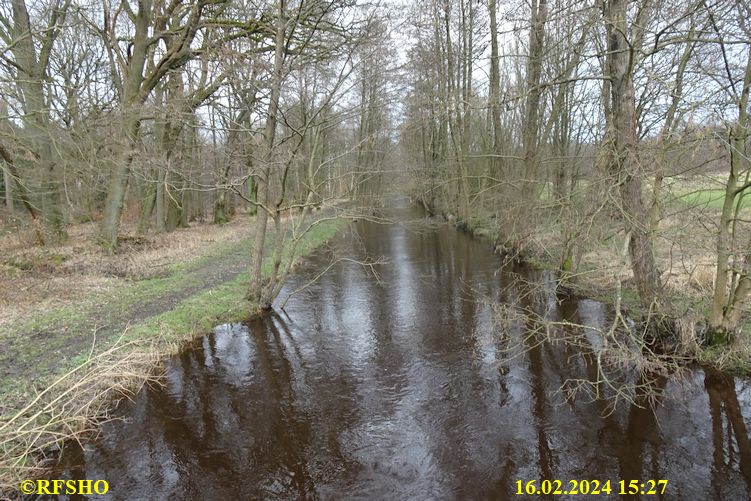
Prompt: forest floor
<box><xmin>462</xmin><ymin>174</ymin><xmax>751</xmax><ymax>371</ymax></box>
<box><xmin>0</xmin><ymin>208</ymin><xmax>344</xmax><ymax>490</ymax></box>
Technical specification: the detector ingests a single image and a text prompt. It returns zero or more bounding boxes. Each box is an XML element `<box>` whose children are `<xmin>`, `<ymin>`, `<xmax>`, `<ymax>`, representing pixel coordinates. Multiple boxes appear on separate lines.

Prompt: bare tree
<box><xmin>521</xmin><ymin>0</ymin><xmax>547</xmax><ymax>199</ymax></box>
<box><xmin>708</xmin><ymin>0</ymin><xmax>751</xmax><ymax>340</ymax></box>
<box><xmin>601</xmin><ymin>0</ymin><xmax>664</xmax><ymax>313</ymax></box>
<box><xmin>1</xmin><ymin>0</ymin><xmax>72</xmax><ymax>242</ymax></box>
<box><xmin>93</xmin><ymin>0</ymin><xmax>234</xmax><ymax>249</ymax></box>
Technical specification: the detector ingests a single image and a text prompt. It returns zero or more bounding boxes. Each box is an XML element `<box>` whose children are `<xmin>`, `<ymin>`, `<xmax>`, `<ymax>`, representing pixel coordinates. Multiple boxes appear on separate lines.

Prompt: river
<box><xmin>55</xmin><ymin>199</ymin><xmax>751</xmax><ymax>500</ymax></box>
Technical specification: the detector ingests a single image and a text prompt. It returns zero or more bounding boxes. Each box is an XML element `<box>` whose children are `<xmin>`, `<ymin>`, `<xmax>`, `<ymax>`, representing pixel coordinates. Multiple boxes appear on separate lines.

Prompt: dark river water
<box><xmin>54</xmin><ymin>199</ymin><xmax>751</xmax><ymax>500</ymax></box>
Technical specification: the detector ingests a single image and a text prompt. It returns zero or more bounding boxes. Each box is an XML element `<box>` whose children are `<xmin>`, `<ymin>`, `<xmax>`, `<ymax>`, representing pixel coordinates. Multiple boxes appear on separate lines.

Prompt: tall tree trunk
<box><xmin>213</xmin><ymin>162</ymin><xmax>233</xmax><ymax>224</ymax></box>
<box><xmin>3</xmin><ymin>167</ymin><xmax>12</xmax><ymax>213</ymax></box>
<box><xmin>709</xmin><ymin>42</ymin><xmax>751</xmax><ymax>338</ymax></box>
<box><xmin>247</xmin><ymin>0</ymin><xmax>286</xmax><ymax>307</ymax></box>
<box><xmin>10</xmin><ymin>0</ymin><xmax>68</xmax><ymax>242</ymax></box>
<box><xmin>155</xmin><ymin>164</ymin><xmax>166</xmax><ymax>232</ymax></box>
<box><xmin>165</xmin><ymin>172</ymin><xmax>184</xmax><ymax>232</ymax></box>
<box><xmin>137</xmin><ymin>175</ymin><xmax>156</xmax><ymax>235</ymax></box>
<box><xmin>488</xmin><ymin>0</ymin><xmax>502</xmax><ymax>175</ymax></box>
<box><xmin>0</xmin><ymin>104</ymin><xmax>13</xmax><ymax>213</ymax></box>
<box><xmin>98</xmin><ymin>0</ymin><xmax>151</xmax><ymax>249</ymax></box>
<box><xmin>604</xmin><ymin>0</ymin><xmax>663</xmax><ymax>311</ymax></box>
<box><xmin>649</xmin><ymin>18</ymin><xmax>695</xmax><ymax>237</ymax></box>
<box><xmin>99</xmin><ymin>113</ymin><xmax>141</xmax><ymax>248</ymax></box>
<box><xmin>0</xmin><ymin>143</ymin><xmax>44</xmax><ymax>243</ymax></box>
<box><xmin>459</xmin><ymin>0</ymin><xmax>473</xmax><ymax>217</ymax></box>
<box><xmin>522</xmin><ymin>0</ymin><xmax>547</xmax><ymax>199</ymax></box>
<box><xmin>247</xmin><ymin>175</ymin><xmax>257</xmax><ymax>216</ymax></box>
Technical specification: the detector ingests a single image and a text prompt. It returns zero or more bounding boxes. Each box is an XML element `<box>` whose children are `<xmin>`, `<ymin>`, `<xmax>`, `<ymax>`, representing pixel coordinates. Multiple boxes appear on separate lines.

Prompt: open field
<box><xmin>670</xmin><ymin>173</ymin><xmax>749</xmax><ymax>211</ymax></box>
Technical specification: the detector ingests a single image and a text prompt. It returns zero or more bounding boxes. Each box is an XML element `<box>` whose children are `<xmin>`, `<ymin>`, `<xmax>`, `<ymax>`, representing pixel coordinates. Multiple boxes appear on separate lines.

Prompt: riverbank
<box><xmin>0</xmin><ymin>210</ymin><xmax>345</xmax><ymax>494</ymax></box>
<box><xmin>428</xmin><ymin>175</ymin><xmax>751</xmax><ymax>373</ymax></box>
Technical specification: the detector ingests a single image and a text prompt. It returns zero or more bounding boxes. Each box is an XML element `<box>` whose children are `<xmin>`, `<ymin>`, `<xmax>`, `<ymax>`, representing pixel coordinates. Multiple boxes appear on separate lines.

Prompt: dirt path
<box><xmin>0</xmin><ymin>212</ymin><xmax>341</xmax><ymax>407</ymax></box>
<box><xmin>0</xmin><ymin>235</ymin><xmax>247</xmax><ymax>391</ymax></box>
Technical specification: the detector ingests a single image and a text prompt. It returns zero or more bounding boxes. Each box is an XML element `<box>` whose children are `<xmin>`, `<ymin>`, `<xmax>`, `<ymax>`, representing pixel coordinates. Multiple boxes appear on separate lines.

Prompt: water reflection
<box><xmin>53</xmin><ymin>200</ymin><xmax>751</xmax><ymax>500</ymax></box>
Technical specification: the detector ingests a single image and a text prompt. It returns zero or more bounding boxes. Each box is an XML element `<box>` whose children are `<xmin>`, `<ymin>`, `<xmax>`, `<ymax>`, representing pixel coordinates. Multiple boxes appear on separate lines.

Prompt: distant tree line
<box><xmin>399</xmin><ymin>0</ymin><xmax>751</xmax><ymax>342</ymax></box>
<box><xmin>0</xmin><ymin>0</ymin><xmax>397</xmax><ymax>308</ymax></box>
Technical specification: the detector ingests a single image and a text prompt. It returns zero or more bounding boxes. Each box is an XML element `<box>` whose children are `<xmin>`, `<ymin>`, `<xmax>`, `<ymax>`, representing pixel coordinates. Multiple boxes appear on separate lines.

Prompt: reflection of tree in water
<box><xmin>615</xmin><ymin>375</ymin><xmax>665</xmax><ymax>500</ymax></box>
<box><xmin>513</xmin><ymin>277</ymin><xmax>670</xmax><ymax>499</ymax></box>
<box><xmin>156</xmin><ymin>333</ymin><xmax>254</xmax><ymax>491</ymax></box>
<box><xmin>267</xmin><ymin>305</ymin><xmax>364</xmax><ymax>494</ymax></box>
<box><xmin>82</xmin><ymin>319</ymin><xmax>330</xmax><ymax>499</ymax></box>
<box><xmin>485</xmin><ymin>267</ymin><xmax>751</xmax><ymax>500</ymax></box>
<box><xmin>558</xmin><ymin>294</ymin><xmax>669</xmax><ymax>498</ymax></box>
<box><xmin>516</xmin><ymin>274</ymin><xmax>557</xmax><ymax>492</ymax></box>
<box><xmin>255</xmin><ymin>314</ymin><xmax>316</xmax><ymax>497</ymax></box>
<box><xmin>706</xmin><ymin>370</ymin><xmax>751</xmax><ymax>496</ymax></box>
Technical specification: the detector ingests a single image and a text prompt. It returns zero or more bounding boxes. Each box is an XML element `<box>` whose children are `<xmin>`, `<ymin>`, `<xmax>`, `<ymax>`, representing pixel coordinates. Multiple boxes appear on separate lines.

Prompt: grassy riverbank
<box><xmin>0</xmin><ymin>211</ymin><xmax>345</xmax><ymax>494</ymax></box>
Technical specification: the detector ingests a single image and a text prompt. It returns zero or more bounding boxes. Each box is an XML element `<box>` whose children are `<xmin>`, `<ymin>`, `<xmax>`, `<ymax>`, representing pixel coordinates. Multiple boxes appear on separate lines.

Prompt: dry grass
<box><xmin>573</xmin><ymin>208</ymin><xmax>721</xmax><ymax>304</ymax></box>
<box><xmin>558</xmin><ymin>175</ymin><xmax>749</xmax><ymax>315</ymax></box>
<box><xmin>0</xmin><ymin>332</ymin><xmax>162</xmax><ymax>495</ymax></box>
<box><xmin>0</xmin><ymin>215</ymin><xmax>255</xmax><ymax>330</ymax></box>
<box><xmin>700</xmin><ymin>333</ymin><xmax>751</xmax><ymax>372</ymax></box>
<box><xmin>481</xmin><ymin>174</ymin><xmax>751</xmax><ymax>349</ymax></box>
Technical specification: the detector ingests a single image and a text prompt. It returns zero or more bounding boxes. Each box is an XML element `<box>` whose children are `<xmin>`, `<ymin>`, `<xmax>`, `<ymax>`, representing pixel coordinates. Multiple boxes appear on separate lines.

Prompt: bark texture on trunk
<box><xmin>247</xmin><ymin>0</ymin><xmax>286</xmax><ymax>308</ymax></box>
<box><xmin>98</xmin><ymin>0</ymin><xmax>207</xmax><ymax>248</ymax></box>
<box><xmin>98</xmin><ymin>0</ymin><xmax>152</xmax><ymax>249</ymax></box>
<box><xmin>604</xmin><ymin>0</ymin><xmax>663</xmax><ymax>311</ymax></box>
<box><xmin>522</xmin><ymin>0</ymin><xmax>547</xmax><ymax>198</ymax></box>
<box><xmin>10</xmin><ymin>0</ymin><xmax>68</xmax><ymax>242</ymax></box>
<box><xmin>709</xmin><ymin>46</ymin><xmax>751</xmax><ymax>339</ymax></box>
